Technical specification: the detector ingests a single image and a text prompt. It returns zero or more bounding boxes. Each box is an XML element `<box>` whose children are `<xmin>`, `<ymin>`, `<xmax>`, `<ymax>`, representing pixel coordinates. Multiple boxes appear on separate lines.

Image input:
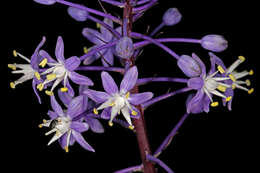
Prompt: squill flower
<box><xmin>82</xmin><ymin>18</ymin><xmax>117</xmax><ymax>66</ymax></box>
<box><xmin>8</xmin><ymin>36</ymin><xmax>46</xmax><ymax>103</ymax></box>
<box><xmin>37</xmin><ymin>36</ymin><xmax>93</xmax><ymax>96</ymax></box>
<box><xmin>201</xmin><ymin>34</ymin><xmax>228</xmax><ymax>52</ymax></box>
<box><xmin>84</xmin><ymin>66</ymin><xmax>153</xmax><ymax>129</ymax></box>
<box><xmin>162</xmin><ymin>8</ymin><xmax>182</xmax><ymax>26</ymax></box>
<box><xmin>39</xmin><ymin>95</ymin><xmax>95</xmax><ymax>152</ymax></box>
<box><xmin>34</xmin><ymin>0</ymin><xmax>56</xmax><ymax>5</ymax></box>
<box><xmin>67</xmin><ymin>6</ymin><xmax>89</xmax><ymax>22</ymax></box>
<box><xmin>115</xmin><ymin>36</ymin><xmax>134</xmax><ymax>59</ymax></box>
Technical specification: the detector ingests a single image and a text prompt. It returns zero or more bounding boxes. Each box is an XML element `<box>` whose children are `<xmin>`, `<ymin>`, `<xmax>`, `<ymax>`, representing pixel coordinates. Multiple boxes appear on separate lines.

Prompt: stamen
<box><xmin>8</xmin><ymin>64</ymin><xmax>16</xmax><ymax>70</ymax></box>
<box><xmin>249</xmin><ymin>70</ymin><xmax>254</xmax><ymax>75</ymax></box>
<box><xmin>229</xmin><ymin>74</ymin><xmax>236</xmax><ymax>82</ymax></box>
<box><xmin>60</xmin><ymin>87</ymin><xmax>68</xmax><ymax>92</ymax></box>
<box><xmin>109</xmin><ymin>102</ymin><xmax>115</xmax><ymax>107</ymax></box>
<box><xmin>38</xmin><ymin>124</ymin><xmax>43</xmax><ymax>128</ymax></box>
<box><xmin>248</xmin><ymin>88</ymin><xmax>254</xmax><ymax>94</ymax></box>
<box><xmin>225</xmin><ymin>96</ymin><xmax>232</xmax><ymax>102</ymax></box>
<box><xmin>13</xmin><ymin>50</ymin><xmax>18</xmax><ymax>57</ymax></box>
<box><xmin>125</xmin><ymin>92</ymin><xmax>130</xmax><ymax>99</ymax></box>
<box><xmin>211</xmin><ymin>102</ymin><xmax>219</xmax><ymax>107</ymax></box>
<box><xmin>10</xmin><ymin>82</ymin><xmax>16</xmax><ymax>89</ymax></box>
<box><xmin>96</xmin><ymin>23</ymin><xmax>101</xmax><ymax>29</ymax></box>
<box><xmin>217</xmin><ymin>85</ymin><xmax>227</xmax><ymax>92</ymax></box>
<box><xmin>93</xmin><ymin>108</ymin><xmax>98</xmax><ymax>115</ymax></box>
<box><xmin>34</xmin><ymin>72</ymin><xmax>41</xmax><ymax>80</ymax></box>
<box><xmin>246</xmin><ymin>79</ymin><xmax>251</xmax><ymax>86</ymax></box>
<box><xmin>46</xmin><ymin>73</ymin><xmax>56</xmax><ymax>81</ymax></box>
<box><xmin>37</xmin><ymin>83</ymin><xmax>44</xmax><ymax>91</ymax></box>
<box><xmin>43</xmin><ymin>119</ymin><xmax>47</xmax><ymax>123</ymax></box>
<box><xmin>232</xmin><ymin>84</ymin><xmax>236</xmax><ymax>90</ymax></box>
<box><xmin>108</xmin><ymin>121</ymin><xmax>113</xmax><ymax>127</ymax></box>
<box><xmin>83</xmin><ymin>46</ymin><xmax>89</xmax><ymax>54</ymax></box>
<box><xmin>64</xmin><ymin>146</ymin><xmax>69</xmax><ymax>153</ymax></box>
<box><xmin>217</xmin><ymin>65</ymin><xmax>225</xmax><ymax>74</ymax></box>
<box><xmin>45</xmin><ymin>90</ymin><xmax>54</xmax><ymax>96</ymax></box>
<box><xmin>131</xmin><ymin>111</ymin><xmax>138</xmax><ymax>116</ymax></box>
<box><xmin>128</xmin><ymin>125</ymin><xmax>135</xmax><ymax>130</ymax></box>
<box><xmin>238</xmin><ymin>56</ymin><xmax>245</xmax><ymax>62</ymax></box>
<box><xmin>39</xmin><ymin>58</ymin><xmax>48</xmax><ymax>68</ymax></box>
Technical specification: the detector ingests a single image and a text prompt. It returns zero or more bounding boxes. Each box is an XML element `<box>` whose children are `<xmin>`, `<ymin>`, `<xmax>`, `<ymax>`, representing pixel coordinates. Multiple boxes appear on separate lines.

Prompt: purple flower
<box><xmin>8</xmin><ymin>36</ymin><xmax>46</xmax><ymax>103</ymax></box>
<box><xmin>39</xmin><ymin>95</ymin><xmax>95</xmax><ymax>152</ymax></box>
<box><xmin>68</xmin><ymin>7</ymin><xmax>89</xmax><ymax>22</ymax></box>
<box><xmin>201</xmin><ymin>34</ymin><xmax>228</xmax><ymax>52</ymax></box>
<box><xmin>84</xmin><ymin>66</ymin><xmax>153</xmax><ymax>129</ymax></box>
<box><xmin>115</xmin><ymin>36</ymin><xmax>134</xmax><ymax>59</ymax></box>
<box><xmin>162</xmin><ymin>8</ymin><xmax>182</xmax><ymax>26</ymax></box>
<box><xmin>34</xmin><ymin>0</ymin><xmax>56</xmax><ymax>5</ymax></box>
<box><xmin>82</xmin><ymin>18</ymin><xmax>116</xmax><ymax>66</ymax></box>
<box><xmin>36</xmin><ymin>36</ymin><xmax>93</xmax><ymax>96</ymax></box>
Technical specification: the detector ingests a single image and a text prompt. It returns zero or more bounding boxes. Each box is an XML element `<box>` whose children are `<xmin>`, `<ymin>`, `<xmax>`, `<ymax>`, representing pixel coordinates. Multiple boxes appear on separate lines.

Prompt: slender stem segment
<box><xmin>146</xmin><ymin>154</ymin><xmax>175</xmax><ymax>173</ymax></box>
<box><xmin>150</xmin><ymin>22</ymin><xmax>165</xmax><ymax>36</ymax></box>
<box><xmin>137</xmin><ymin>77</ymin><xmax>189</xmax><ymax>85</ymax></box>
<box><xmin>76</xmin><ymin>66</ymin><xmax>125</xmax><ymax>73</ymax></box>
<box><xmin>114</xmin><ymin>165</ymin><xmax>143</xmax><ymax>173</ymax></box>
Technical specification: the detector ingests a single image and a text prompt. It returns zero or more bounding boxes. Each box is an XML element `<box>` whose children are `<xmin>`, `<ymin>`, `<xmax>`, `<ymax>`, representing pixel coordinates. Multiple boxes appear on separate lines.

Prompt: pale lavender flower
<box><xmin>201</xmin><ymin>34</ymin><xmax>228</xmax><ymax>52</ymax></box>
<box><xmin>34</xmin><ymin>0</ymin><xmax>56</xmax><ymax>5</ymax></box>
<box><xmin>115</xmin><ymin>36</ymin><xmax>135</xmax><ymax>59</ymax></box>
<box><xmin>162</xmin><ymin>8</ymin><xmax>182</xmax><ymax>26</ymax></box>
<box><xmin>39</xmin><ymin>95</ymin><xmax>95</xmax><ymax>152</ymax></box>
<box><xmin>84</xmin><ymin>66</ymin><xmax>153</xmax><ymax>129</ymax></box>
<box><xmin>68</xmin><ymin>6</ymin><xmax>89</xmax><ymax>22</ymax></box>
<box><xmin>36</xmin><ymin>36</ymin><xmax>93</xmax><ymax>96</ymax></box>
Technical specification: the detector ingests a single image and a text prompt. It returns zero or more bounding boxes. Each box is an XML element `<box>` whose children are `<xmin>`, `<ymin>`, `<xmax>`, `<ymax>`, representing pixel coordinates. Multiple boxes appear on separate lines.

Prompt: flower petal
<box><xmin>65</xmin><ymin>56</ymin><xmax>81</xmax><ymax>71</ymax></box>
<box><xmin>69</xmin><ymin>72</ymin><xmax>94</xmax><ymax>86</ymax></box>
<box><xmin>70</xmin><ymin>122</ymin><xmax>89</xmax><ymax>132</ymax></box>
<box><xmin>191</xmin><ymin>53</ymin><xmax>206</xmax><ymax>77</ymax></box>
<box><xmin>72</xmin><ymin>131</ymin><xmax>95</xmax><ymax>152</ymax></box>
<box><xmin>32</xmin><ymin>79</ymin><xmax>42</xmax><ymax>104</ymax></box>
<box><xmin>50</xmin><ymin>95</ymin><xmax>64</xmax><ymax>116</ymax></box>
<box><xmin>121</xmin><ymin>106</ymin><xmax>132</xmax><ymax>126</ymax></box>
<box><xmin>129</xmin><ymin>92</ymin><xmax>153</xmax><ymax>105</ymax></box>
<box><xmin>67</xmin><ymin>7</ymin><xmax>89</xmax><ymax>22</ymax></box>
<box><xmin>34</xmin><ymin>0</ymin><xmax>56</xmax><ymax>5</ymax></box>
<box><xmin>120</xmin><ymin>66</ymin><xmax>138</xmax><ymax>93</ymax></box>
<box><xmin>85</xmin><ymin>117</ymin><xmax>104</xmax><ymax>133</ymax></box>
<box><xmin>58</xmin><ymin>90</ymin><xmax>73</xmax><ymax>107</ymax></box>
<box><xmin>55</xmin><ymin>36</ymin><xmax>65</xmax><ymax>63</ymax></box>
<box><xmin>31</xmin><ymin>36</ymin><xmax>46</xmax><ymax>70</ymax></box>
<box><xmin>177</xmin><ymin>55</ymin><xmax>201</xmax><ymax>77</ymax></box>
<box><xmin>82</xmin><ymin>28</ymin><xmax>105</xmax><ymax>45</ymax></box>
<box><xmin>186</xmin><ymin>90</ymin><xmax>205</xmax><ymax>114</ymax></box>
<box><xmin>39</xmin><ymin>50</ymin><xmax>57</xmax><ymax>63</ymax></box>
<box><xmin>101</xmin><ymin>71</ymin><xmax>118</xmax><ymax>95</ymax></box>
<box><xmin>66</xmin><ymin>79</ymin><xmax>75</xmax><ymax>97</ymax></box>
<box><xmin>102</xmin><ymin>49</ymin><xmax>114</xmax><ymax>67</ymax></box>
<box><xmin>67</xmin><ymin>96</ymin><xmax>85</xmax><ymax>119</ymax></box>
<box><xmin>100</xmin><ymin>18</ymin><xmax>114</xmax><ymax>42</ymax></box>
<box><xmin>83</xmin><ymin>89</ymin><xmax>109</xmax><ymax>103</ymax></box>
<box><xmin>101</xmin><ymin>108</ymin><xmax>111</xmax><ymax>120</ymax></box>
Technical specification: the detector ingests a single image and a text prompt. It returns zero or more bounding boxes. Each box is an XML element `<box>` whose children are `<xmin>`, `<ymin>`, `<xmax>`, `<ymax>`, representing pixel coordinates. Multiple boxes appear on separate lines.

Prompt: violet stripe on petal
<box><xmin>83</xmin><ymin>89</ymin><xmax>110</xmax><ymax>103</ymax></box>
<box><xmin>101</xmin><ymin>71</ymin><xmax>119</xmax><ymax>95</ymax></box>
<box><xmin>50</xmin><ymin>95</ymin><xmax>64</xmax><ymax>116</ymax></box>
<box><xmin>72</xmin><ymin>130</ymin><xmax>95</xmax><ymax>152</ymax></box>
<box><xmin>67</xmin><ymin>96</ymin><xmax>85</xmax><ymax>118</ymax></box>
<box><xmin>55</xmin><ymin>36</ymin><xmax>65</xmax><ymax>63</ymax></box>
<box><xmin>120</xmin><ymin>66</ymin><xmax>138</xmax><ymax>92</ymax></box>
<box><xmin>129</xmin><ymin>92</ymin><xmax>153</xmax><ymax>105</ymax></box>
<box><xmin>70</xmin><ymin>122</ymin><xmax>89</xmax><ymax>132</ymax></box>
<box><xmin>65</xmin><ymin>56</ymin><xmax>81</xmax><ymax>71</ymax></box>
<box><xmin>69</xmin><ymin>71</ymin><xmax>94</xmax><ymax>86</ymax></box>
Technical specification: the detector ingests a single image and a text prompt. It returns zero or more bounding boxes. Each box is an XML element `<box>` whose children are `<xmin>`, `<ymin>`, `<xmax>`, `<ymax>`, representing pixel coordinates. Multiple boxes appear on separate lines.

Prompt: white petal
<box><xmin>97</xmin><ymin>98</ymin><xmax>114</xmax><ymax>110</ymax></box>
<box><xmin>47</xmin><ymin>132</ymin><xmax>63</xmax><ymax>146</ymax></box>
<box><xmin>226</xmin><ymin>59</ymin><xmax>242</xmax><ymax>74</ymax></box>
<box><xmin>121</xmin><ymin>106</ymin><xmax>132</xmax><ymax>125</ymax></box>
<box><xmin>210</xmin><ymin>90</ymin><xmax>226</xmax><ymax>98</ymax></box>
<box><xmin>232</xmin><ymin>71</ymin><xmax>249</xmax><ymax>80</ymax></box>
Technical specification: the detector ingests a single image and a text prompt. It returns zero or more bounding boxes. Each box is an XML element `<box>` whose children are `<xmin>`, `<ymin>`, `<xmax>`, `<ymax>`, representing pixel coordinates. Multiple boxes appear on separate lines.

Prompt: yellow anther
<box><xmin>93</xmin><ymin>108</ymin><xmax>98</xmax><ymax>115</ymax></box>
<box><xmin>238</xmin><ymin>56</ymin><xmax>245</xmax><ymax>62</ymax></box>
<box><xmin>225</xmin><ymin>96</ymin><xmax>232</xmax><ymax>102</ymax></box>
<box><xmin>217</xmin><ymin>65</ymin><xmax>225</xmax><ymax>74</ymax></box>
<box><xmin>38</xmin><ymin>124</ymin><xmax>43</xmax><ymax>128</ymax></box>
<box><xmin>43</xmin><ymin>119</ymin><xmax>47</xmax><ymax>123</ymax></box>
<box><xmin>232</xmin><ymin>84</ymin><xmax>236</xmax><ymax>90</ymax></box>
<box><xmin>96</xmin><ymin>23</ymin><xmax>101</xmax><ymax>28</ymax></box>
<box><xmin>10</xmin><ymin>82</ymin><xmax>15</xmax><ymax>89</ymax></box>
<box><xmin>229</xmin><ymin>74</ymin><xmax>236</xmax><ymax>82</ymax></box>
<box><xmin>45</xmin><ymin>90</ymin><xmax>54</xmax><ymax>96</ymax></box>
<box><xmin>46</xmin><ymin>73</ymin><xmax>56</xmax><ymax>81</ymax></box>
<box><xmin>131</xmin><ymin>111</ymin><xmax>138</xmax><ymax>116</ymax></box>
<box><xmin>245</xmin><ymin>79</ymin><xmax>251</xmax><ymax>86</ymax></box>
<box><xmin>13</xmin><ymin>50</ymin><xmax>17</xmax><ymax>57</ymax></box>
<box><xmin>217</xmin><ymin>85</ymin><xmax>227</xmax><ymax>92</ymax></box>
<box><xmin>108</xmin><ymin>121</ymin><xmax>113</xmax><ymax>127</ymax></box>
<box><xmin>83</xmin><ymin>46</ymin><xmax>89</xmax><ymax>54</ymax></box>
<box><xmin>128</xmin><ymin>125</ymin><xmax>135</xmax><ymax>130</ymax></box>
<box><xmin>125</xmin><ymin>92</ymin><xmax>130</xmax><ymax>99</ymax></box>
<box><xmin>211</xmin><ymin>102</ymin><xmax>219</xmax><ymax>107</ymax></box>
<box><xmin>8</xmin><ymin>64</ymin><xmax>16</xmax><ymax>70</ymax></box>
<box><xmin>60</xmin><ymin>87</ymin><xmax>68</xmax><ymax>92</ymax></box>
<box><xmin>34</xmin><ymin>72</ymin><xmax>41</xmax><ymax>80</ymax></box>
<box><xmin>248</xmin><ymin>88</ymin><xmax>254</xmax><ymax>94</ymax></box>
<box><xmin>249</xmin><ymin>70</ymin><xmax>254</xmax><ymax>75</ymax></box>
<box><xmin>109</xmin><ymin>102</ymin><xmax>115</xmax><ymax>107</ymax></box>
<box><xmin>37</xmin><ymin>83</ymin><xmax>44</xmax><ymax>91</ymax></box>
<box><xmin>64</xmin><ymin>146</ymin><xmax>69</xmax><ymax>153</ymax></box>
<box><xmin>39</xmin><ymin>58</ymin><xmax>48</xmax><ymax>68</ymax></box>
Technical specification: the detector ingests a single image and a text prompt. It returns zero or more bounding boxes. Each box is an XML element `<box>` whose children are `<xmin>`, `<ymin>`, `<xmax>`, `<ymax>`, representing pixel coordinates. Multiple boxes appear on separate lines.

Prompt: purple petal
<box><xmin>79</xmin><ymin>85</ymin><xmax>89</xmax><ymax>95</ymax></box>
<box><xmin>47</xmin><ymin>110</ymin><xmax>59</xmax><ymax>120</ymax></box>
<box><xmin>67</xmin><ymin>7</ymin><xmax>89</xmax><ymax>22</ymax></box>
<box><xmin>58</xmin><ymin>90</ymin><xmax>73</xmax><ymax>107</ymax></box>
<box><xmin>163</xmin><ymin>8</ymin><xmax>182</xmax><ymax>26</ymax></box>
<box><xmin>129</xmin><ymin>92</ymin><xmax>153</xmax><ymax>105</ymax></box>
<box><xmin>101</xmin><ymin>107</ymin><xmax>111</xmax><ymax>120</ymax></box>
<box><xmin>69</xmin><ymin>72</ymin><xmax>94</xmax><ymax>86</ymax></box>
<box><xmin>203</xmin><ymin>96</ymin><xmax>211</xmax><ymax>113</ymax></box>
<box><xmin>85</xmin><ymin>117</ymin><xmax>104</xmax><ymax>133</ymax></box>
<box><xmin>186</xmin><ymin>90</ymin><xmax>205</xmax><ymax>114</ymax></box>
<box><xmin>177</xmin><ymin>55</ymin><xmax>201</xmax><ymax>77</ymax></box>
<box><xmin>55</xmin><ymin>36</ymin><xmax>65</xmax><ymax>63</ymax></box>
<box><xmin>102</xmin><ymin>49</ymin><xmax>114</xmax><ymax>67</ymax></box>
<box><xmin>101</xmin><ymin>71</ymin><xmax>118</xmax><ymax>95</ymax></box>
<box><xmin>31</xmin><ymin>36</ymin><xmax>46</xmax><ymax>70</ymax></box>
<box><xmin>100</xmin><ymin>18</ymin><xmax>114</xmax><ymax>42</ymax></box>
<box><xmin>191</xmin><ymin>53</ymin><xmax>206</xmax><ymax>77</ymax></box>
<box><xmin>66</xmin><ymin>79</ymin><xmax>75</xmax><ymax>97</ymax></box>
<box><xmin>32</xmin><ymin>79</ymin><xmax>42</xmax><ymax>104</ymax></box>
<box><xmin>201</xmin><ymin>35</ymin><xmax>228</xmax><ymax>52</ymax></box>
<box><xmin>115</xmin><ymin>36</ymin><xmax>134</xmax><ymax>59</ymax></box>
<box><xmin>51</xmin><ymin>95</ymin><xmax>64</xmax><ymax>116</ymax></box>
<box><xmin>72</xmin><ymin>131</ymin><xmax>95</xmax><ymax>152</ymax></box>
<box><xmin>120</xmin><ymin>66</ymin><xmax>138</xmax><ymax>92</ymax></box>
<box><xmin>70</xmin><ymin>122</ymin><xmax>89</xmax><ymax>132</ymax></box>
<box><xmin>187</xmin><ymin>77</ymin><xmax>204</xmax><ymax>90</ymax></box>
<box><xmin>34</xmin><ymin>0</ymin><xmax>56</xmax><ymax>5</ymax></box>
<box><xmin>67</xmin><ymin>96</ymin><xmax>85</xmax><ymax>119</ymax></box>
<box><xmin>59</xmin><ymin>132</ymin><xmax>75</xmax><ymax>148</ymax></box>
<box><xmin>130</xmin><ymin>106</ymin><xmax>141</xmax><ymax>119</ymax></box>
<box><xmin>65</xmin><ymin>56</ymin><xmax>81</xmax><ymax>71</ymax></box>
<box><xmin>83</xmin><ymin>89</ymin><xmax>109</xmax><ymax>103</ymax></box>
<box><xmin>82</xmin><ymin>28</ymin><xmax>105</xmax><ymax>45</ymax></box>
<box><xmin>209</xmin><ymin>52</ymin><xmax>227</xmax><ymax>71</ymax></box>
<box><xmin>39</xmin><ymin>50</ymin><xmax>57</xmax><ymax>63</ymax></box>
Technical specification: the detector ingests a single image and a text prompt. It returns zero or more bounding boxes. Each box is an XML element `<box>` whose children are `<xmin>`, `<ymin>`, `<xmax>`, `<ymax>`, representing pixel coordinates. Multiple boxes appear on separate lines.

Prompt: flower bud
<box><xmin>68</xmin><ymin>7</ymin><xmax>89</xmax><ymax>22</ymax></box>
<box><xmin>34</xmin><ymin>0</ymin><xmax>56</xmax><ymax>5</ymax></box>
<box><xmin>177</xmin><ymin>55</ymin><xmax>201</xmax><ymax>77</ymax></box>
<box><xmin>201</xmin><ymin>35</ymin><xmax>228</xmax><ymax>52</ymax></box>
<box><xmin>115</xmin><ymin>37</ymin><xmax>134</xmax><ymax>59</ymax></box>
<box><xmin>162</xmin><ymin>8</ymin><xmax>182</xmax><ymax>26</ymax></box>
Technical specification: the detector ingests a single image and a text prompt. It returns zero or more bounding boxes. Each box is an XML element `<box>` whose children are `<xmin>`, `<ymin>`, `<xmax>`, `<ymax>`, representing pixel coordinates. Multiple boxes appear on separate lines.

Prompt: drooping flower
<box><xmin>82</xmin><ymin>18</ymin><xmax>117</xmax><ymax>66</ymax></box>
<box><xmin>201</xmin><ymin>34</ymin><xmax>228</xmax><ymax>52</ymax></box>
<box><xmin>115</xmin><ymin>36</ymin><xmax>134</xmax><ymax>59</ymax></box>
<box><xmin>84</xmin><ymin>66</ymin><xmax>153</xmax><ymax>129</ymax></box>
<box><xmin>37</xmin><ymin>36</ymin><xmax>93</xmax><ymax>96</ymax></box>
<box><xmin>67</xmin><ymin>6</ymin><xmax>89</xmax><ymax>22</ymax></box>
<box><xmin>39</xmin><ymin>95</ymin><xmax>95</xmax><ymax>152</ymax></box>
<box><xmin>162</xmin><ymin>8</ymin><xmax>182</xmax><ymax>26</ymax></box>
<box><xmin>8</xmin><ymin>36</ymin><xmax>46</xmax><ymax>103</ymax></box>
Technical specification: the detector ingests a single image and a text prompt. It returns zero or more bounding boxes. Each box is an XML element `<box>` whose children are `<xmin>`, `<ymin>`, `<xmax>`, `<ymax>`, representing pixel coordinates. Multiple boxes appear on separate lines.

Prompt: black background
<box><xmin>2</xmin><ymin>0</ymin><xmax>258</xmax><ymax>172</ymax></box>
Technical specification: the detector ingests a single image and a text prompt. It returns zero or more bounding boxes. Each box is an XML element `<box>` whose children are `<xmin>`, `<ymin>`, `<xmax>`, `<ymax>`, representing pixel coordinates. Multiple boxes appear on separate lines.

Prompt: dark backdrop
<box><xmin>2</xmin><ymin>0</ymin><xmax>258</xmax><ymax>172</ymax></box>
